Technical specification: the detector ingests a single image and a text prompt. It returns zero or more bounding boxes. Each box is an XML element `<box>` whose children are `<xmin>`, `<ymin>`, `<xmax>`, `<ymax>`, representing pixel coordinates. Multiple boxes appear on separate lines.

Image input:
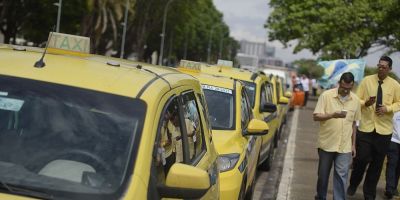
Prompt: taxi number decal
<box><xmin>0</xmin><ymin>97</ymin><xmax>24</xmax><ymax>111</ymax></box>
<box><xmin>202</xmin><ymin>85</ymin><xmax>232</xmax><ymax>94</ymax></box>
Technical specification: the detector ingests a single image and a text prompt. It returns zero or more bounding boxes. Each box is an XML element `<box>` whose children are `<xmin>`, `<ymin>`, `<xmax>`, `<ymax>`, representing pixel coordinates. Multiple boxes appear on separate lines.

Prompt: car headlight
<box><xmin>217</xmin><ymin>153</ymin><xmax>240</xmax><ymax>172</ymax></box>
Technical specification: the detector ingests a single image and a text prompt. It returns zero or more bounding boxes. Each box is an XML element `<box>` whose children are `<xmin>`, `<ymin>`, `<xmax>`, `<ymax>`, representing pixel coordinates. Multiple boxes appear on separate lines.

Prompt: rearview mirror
<box><xmin>284</xmin><ymin>91</ymin><xmax>292</xmax><ymax>98</ymax></box>
<box><xmin>159</xmin><ymin>163</ymin><xmax>210</xmax><ymax>199</ymax></box>
<box><xmin>244</xmin><ymin>118</ymin><xmax>269</xmax><ymax>136</ymax></box>
<box><xmin>279</xmin><ymin>96</ymin><xmax>289</xmax><ymax>104</ymax></box>
<box><xmin>260</xmin><ymin>102</ymin><xmax>277</xmax><ymax>113</ymax></box>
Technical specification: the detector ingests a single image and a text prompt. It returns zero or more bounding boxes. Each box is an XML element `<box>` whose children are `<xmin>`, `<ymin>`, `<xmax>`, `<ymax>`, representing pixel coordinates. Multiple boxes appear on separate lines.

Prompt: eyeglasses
<box><xmin>377</xmin><ymin>64</ymin><xmax>389</xmax><ymax>69</ymax></box>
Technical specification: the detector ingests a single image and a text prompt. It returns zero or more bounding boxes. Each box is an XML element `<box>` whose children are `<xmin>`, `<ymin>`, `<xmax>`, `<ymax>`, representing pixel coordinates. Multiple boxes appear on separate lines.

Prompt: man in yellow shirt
<box><xmin>314</xmin><ymin>72</ymin><xmax>361</xmax><ymax>200</ymax></box>
<box><xmin>348</xmin><ymin>56</ymin><xmax>400</xmax><ymax>200</ymax></box>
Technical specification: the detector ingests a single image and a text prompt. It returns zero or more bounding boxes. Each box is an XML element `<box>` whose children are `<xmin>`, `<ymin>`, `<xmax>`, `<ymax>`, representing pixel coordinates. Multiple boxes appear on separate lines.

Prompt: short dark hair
<box><xmin>339</xmin><ymin>72</ymin><xmax>354</xmax><ymax>84</ymax></box>
<box><xmin>380</xmin><ymin>56</ymin><xmax>393</xmax><ymax>68</ymax></box>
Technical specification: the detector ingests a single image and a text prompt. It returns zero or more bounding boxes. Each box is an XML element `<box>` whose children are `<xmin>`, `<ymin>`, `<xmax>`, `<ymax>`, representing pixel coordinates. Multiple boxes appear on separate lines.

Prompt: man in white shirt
<box><xmin>301</xmin><ymin>74</ymin><xmax>311</xmax><ymax>106</ymax></box>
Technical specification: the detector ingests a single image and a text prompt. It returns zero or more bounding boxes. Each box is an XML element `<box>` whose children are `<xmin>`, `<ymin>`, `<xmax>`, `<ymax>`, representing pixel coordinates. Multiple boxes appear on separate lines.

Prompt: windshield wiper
<box><xmin>0</xmin><ymin>181</ymin><xmax>54</xmax><ymax>199</ymax></box>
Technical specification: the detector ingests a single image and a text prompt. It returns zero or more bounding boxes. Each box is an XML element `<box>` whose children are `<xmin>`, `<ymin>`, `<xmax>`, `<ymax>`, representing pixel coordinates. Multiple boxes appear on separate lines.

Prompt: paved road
<box><xmin>253</xmin><ymin>98</ymin><xmax>388</xmax><ymax>200</ymax></box>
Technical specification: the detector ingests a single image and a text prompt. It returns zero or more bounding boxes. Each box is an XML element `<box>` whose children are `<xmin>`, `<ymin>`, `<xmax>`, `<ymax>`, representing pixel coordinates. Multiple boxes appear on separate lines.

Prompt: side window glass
<box><xmin>276</xmin><ymin>83</ymin><xmax>281</xmax><ymax>100</ymax></box>
<box><xmin>197</xmin><ymin>93</ymin><xmax>212</xmax><ymax>134</ymax></box>
<box><xmin>182</xmin><ymin>92</ymin><xmax>205</xmax><ymax>162</ymax></box>
<box><xmin>260</xmin><ymin>84</ymin><xmax>267</xmax><ymax>106</ymax></box>
<box><xmin>241</xmin><ymin>88</ymin><xmax>251</xmax><ymax>129</ymax></box>
<box><xmin>267</xmin><ymin>84</ymin><xmax>275</xmax><ymax>103</ymax></box>
<box><xmin>153</xmin><ymin>98</ymin><xmax>183</xmax><ymax>184</ymax></box>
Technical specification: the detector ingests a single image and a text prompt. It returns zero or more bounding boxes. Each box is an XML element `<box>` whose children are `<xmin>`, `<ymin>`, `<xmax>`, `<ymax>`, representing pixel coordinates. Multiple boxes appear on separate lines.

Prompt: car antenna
<box><xmin>34</xmin><ymin>29</ymin><xmax>54</xmax><ymax>68</ymax></box>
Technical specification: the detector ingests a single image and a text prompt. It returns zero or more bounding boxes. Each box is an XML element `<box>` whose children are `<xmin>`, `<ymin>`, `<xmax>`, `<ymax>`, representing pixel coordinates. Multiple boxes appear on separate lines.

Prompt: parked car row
<box><xmin>0</xmin><ymin>32</ymin><xmax>291</xmax><ymax>200</ymax></box>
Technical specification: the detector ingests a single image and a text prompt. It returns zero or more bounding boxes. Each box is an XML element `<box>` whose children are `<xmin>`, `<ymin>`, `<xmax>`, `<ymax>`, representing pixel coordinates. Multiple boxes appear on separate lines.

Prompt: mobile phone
<box><xmin>341</xmin><ymin>110</ymin><xmax>348</xmax><ymax>115</ymax></box>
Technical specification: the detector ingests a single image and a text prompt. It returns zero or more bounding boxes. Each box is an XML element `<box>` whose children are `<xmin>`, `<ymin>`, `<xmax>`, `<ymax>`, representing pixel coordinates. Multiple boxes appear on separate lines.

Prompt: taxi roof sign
<box><xmin>217</xmin><ymin>59</ymin><xmax>233</xmax><ymax>67</ymax></box>
<box><xmin>179</xmin><ymin>60</ymin><xmax>201</xmax><ymax>71</ymax></box>
<box><xmin>47</xmin><ymin>32</ymin><xmax>90</xmax><ymax>55</ymax></box>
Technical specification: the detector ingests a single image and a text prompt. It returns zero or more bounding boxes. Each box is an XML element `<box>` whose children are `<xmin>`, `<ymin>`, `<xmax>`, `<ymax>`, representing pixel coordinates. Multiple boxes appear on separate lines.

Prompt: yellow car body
<box><xmin>267</xmin><ymin>75</ymin><xmax>289</xmax><ymax>139</ymax></box>
<box><xmin>201</xmin><ymin>65</ymin><xmax>279</xmax><ymax>171</ymax></box>
<box><xmin>0</xmin><ymin>33</ymin><xmax>220</xmax><ymax>200</ymax></box>
<box><xmin>177</xmin><ymin>63</ymin><xmax>269</xmax><ymax>200</ymax></box>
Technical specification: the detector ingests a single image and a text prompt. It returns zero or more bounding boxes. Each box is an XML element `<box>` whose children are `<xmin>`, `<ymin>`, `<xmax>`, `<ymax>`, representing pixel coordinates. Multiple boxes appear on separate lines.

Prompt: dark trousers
<box><xmin>386</xmin><ymin>141</ymin><xmax>400</xmax><ymax>194</ymax></box>
<box><xmin>312</xmin><ymin>88</ymin><xmax>317</xmax><ymax>96</ymax></box>
<box><xmin>349</xmin><ymin>130</ymin><xmax>392</xmax><ymax>199</ymax></box>
<box><xmin>304</xmin><ymin>91</ymin><xmax>309</xmax><ymax>106</ymax></box>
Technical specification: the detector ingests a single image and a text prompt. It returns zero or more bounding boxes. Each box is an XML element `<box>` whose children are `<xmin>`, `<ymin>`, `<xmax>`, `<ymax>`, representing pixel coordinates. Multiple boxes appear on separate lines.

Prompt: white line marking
<box><xmin>277</xmin><ymin>108</ymin><xmax>299</xmax><ymax>200</ymax></box>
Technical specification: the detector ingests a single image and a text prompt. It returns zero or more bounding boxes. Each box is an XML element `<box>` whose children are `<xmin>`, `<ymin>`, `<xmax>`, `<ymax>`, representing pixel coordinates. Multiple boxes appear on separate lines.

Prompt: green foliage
<box><xmin>0</xmin><ymin>0</ymin><xmax>238</xmax><ymax>63</ymax></box>
<box><xmin>293</xmin><ymin>59</ymin><xmax>324</xmax><ymax>79</ymax></box>
<box><xmin>266</xmin><ymin>0</ymin><xmax>400</xmax><ymax>59</ymax></box>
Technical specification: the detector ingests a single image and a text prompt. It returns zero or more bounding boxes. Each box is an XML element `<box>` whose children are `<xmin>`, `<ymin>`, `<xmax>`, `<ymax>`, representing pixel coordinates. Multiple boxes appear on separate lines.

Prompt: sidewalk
<box><xmin>276</xmin><ymin>98</ymin><xmax>387</xmax><ymax>200</ymax></box>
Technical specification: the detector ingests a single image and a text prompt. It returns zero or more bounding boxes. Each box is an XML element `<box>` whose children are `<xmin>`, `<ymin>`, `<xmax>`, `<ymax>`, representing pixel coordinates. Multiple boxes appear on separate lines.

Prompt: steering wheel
<box><xmin>27</xmin><ymin>148</ymin><xmax>115</xmax><ymax>186</ymax></box>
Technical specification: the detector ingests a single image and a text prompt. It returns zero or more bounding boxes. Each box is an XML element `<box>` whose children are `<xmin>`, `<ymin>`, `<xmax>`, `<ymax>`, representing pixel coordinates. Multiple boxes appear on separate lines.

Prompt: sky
<box><xmin>213</xmin><ymin>0</ymin><xmax>400</xmax><ymax>76</ymax></box>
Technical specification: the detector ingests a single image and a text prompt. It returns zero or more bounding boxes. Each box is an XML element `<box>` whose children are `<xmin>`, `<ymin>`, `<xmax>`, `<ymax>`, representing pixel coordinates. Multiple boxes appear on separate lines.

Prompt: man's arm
<box><xmin>313</xmin><ymin>112</ymin><xmax>346</xmax><ymax>121</ymax></box>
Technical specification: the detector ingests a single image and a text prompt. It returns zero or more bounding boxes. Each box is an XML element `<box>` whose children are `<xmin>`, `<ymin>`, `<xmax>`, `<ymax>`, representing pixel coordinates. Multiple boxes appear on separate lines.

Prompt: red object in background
<box><xmin>291</xmin><ymin>89</ymin><xmax>305</xmax><ymax>107</ymax></box>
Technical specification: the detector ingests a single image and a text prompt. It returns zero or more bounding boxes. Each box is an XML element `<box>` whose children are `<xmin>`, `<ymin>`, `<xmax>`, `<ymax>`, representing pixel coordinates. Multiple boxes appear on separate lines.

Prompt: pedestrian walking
<box><xmin>385</xmin><ymin>111</ymin><xmax>400</xmax><ymax>199</ymax></box>
<box><xmin>312</xmin><ymin>78</ymin><xmax>318</xmax><ymax>96</ymax></box>
<box><xmin>301</xmin><ymin>74</ymin><xmax>310</xmax><ymax>106</ymax></box>
<box><xmin>347</xmin><ymin>56</ymin><xmax>400</xmax><ymax>200</ymax></box>
<box><xmin>313</xmin><ymin>72</ymin><xmax>361</xmax><ymax>200</ymax></box>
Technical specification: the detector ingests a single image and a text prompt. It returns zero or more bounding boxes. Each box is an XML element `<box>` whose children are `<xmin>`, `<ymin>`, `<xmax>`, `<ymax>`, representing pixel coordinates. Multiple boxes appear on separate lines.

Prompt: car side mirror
<box><xmin>260</xmin><ymin>102</ymin><xmax>277</xmax><ymax>113</ymax></box>
<box><xmin>159</xmin><ymin>163</ymin><xmax>210</xmax><ymax>199</ymax></box>
<box><xmin>244</xmin><ymin>118</ymin><xmax>269</xmax><ymax>136</ymax></box>
<box><xmin>279</xmin><ymin>96</ymin><xmax>289</xmax><ymax>104</ymax></box>
<box><xmin>284</xmin><ymin>91</ymin><xmax>292</xmax><ymax>98</ymax></box>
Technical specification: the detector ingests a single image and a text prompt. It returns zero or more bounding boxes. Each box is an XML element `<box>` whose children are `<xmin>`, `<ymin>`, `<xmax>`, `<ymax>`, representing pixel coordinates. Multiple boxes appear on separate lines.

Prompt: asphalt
<box><xmin>254</xmin><ymin>97</ymin><xmax>389</xmax><ymax>200</ymax></box>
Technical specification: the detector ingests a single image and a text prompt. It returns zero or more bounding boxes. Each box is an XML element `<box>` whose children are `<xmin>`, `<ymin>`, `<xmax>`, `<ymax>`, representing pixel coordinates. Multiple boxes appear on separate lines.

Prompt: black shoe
<box><xmin>385</xmin><ymin>191</ymin><xmax>393</xmax><ymax>199</ymax></box>
<box><xmin>347</xmin><ymin>185</ymin><xmax>356</xmax><ymax>196</ymax></box>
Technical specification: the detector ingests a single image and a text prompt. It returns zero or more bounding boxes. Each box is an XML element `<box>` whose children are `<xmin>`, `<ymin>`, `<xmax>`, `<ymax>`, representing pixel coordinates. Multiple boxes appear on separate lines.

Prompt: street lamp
<box><xmin>207</xmin><ymin>24</ymin><xmax>223</xmax><ymax>64</ymax></box>
<box><xmin>54</xmin><ymin>0</ymin><xmax>62</xmax><ymax>32</ymax></box>
<box><xmin>158</xmin><ymin>0</ymin><xmax>175</xmax><ymax>65</ymax></box>
<box><xmin>120</xmin><ymin>0</ymin><xmax>129</xmax><ymax>58</ymax></box>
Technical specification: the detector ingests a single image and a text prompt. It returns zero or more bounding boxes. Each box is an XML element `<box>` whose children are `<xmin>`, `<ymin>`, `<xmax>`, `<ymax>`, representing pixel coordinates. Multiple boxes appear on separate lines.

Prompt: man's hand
<box><xmin>365</xmin><ymin>96</ymin><xmax>376</xmax><ymax>107</ymax></box>
<box><xmin>375</xmin><ymin>105</ymin><xmax>387</xmax><ymax>116</ymax></box>
<box><xmin>332</xmin><ymin>111</ymin><xmax>346</xmax><ymax>118</ymax></box>
<box><xmin>352</xmin><ymin>145</ymin><xmax>356</xmax><ymax>158</ymax></box>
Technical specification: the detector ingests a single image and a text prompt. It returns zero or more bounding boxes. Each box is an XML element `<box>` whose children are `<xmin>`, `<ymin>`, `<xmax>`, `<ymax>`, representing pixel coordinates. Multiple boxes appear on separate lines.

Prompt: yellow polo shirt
<box><xmin>357</xmin><ymin>75</ymin><xmax>400</xmax><ymax>135</ymax></box>
<box><xmin>314</xmin><ymin>88</ymin><xmax>361</xmax><ymax>153</ymax></box>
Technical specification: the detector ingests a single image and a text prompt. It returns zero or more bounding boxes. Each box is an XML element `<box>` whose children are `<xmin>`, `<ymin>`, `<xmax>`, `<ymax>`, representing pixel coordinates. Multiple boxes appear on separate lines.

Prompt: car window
<box><xmin>266</xmin><ymin>83</ymin><xmax>275</xmax><ymax>103</ymax></box>
<box><xmin>264</xmin><ymin>83</ymin><xmax>273</xmax><ymax>103</ymax></box>
<box><xmin>276</xmin><ymin>82</ymin><xmax>281</xmax><ymax>100</ymax></box>
<box><xmin>153</xmin><ymin>97</ymin><xmax>183</xmax><ymax>185</ymax></box>
<box><xmin>242</xmin><ymin>81</ymin><xmax>256</xmax><ymax>108</ymax></box>
<box><xmin>0</xmin><ymin>75</ymin><xmax>145</xmax><ymax>199</ymax></box>
<box><xmin>241</xmin><ymin>88</ymin><xmax>251</xmax><ymax>129</ymax></box>
<box><xmin>202</xmin><ymin>85</ymin><xmax>235</xmax><ymax>130</ymax></box>
<box><xmin>181</xmin><ymin>91</ymin><xmax>206</xmax><ymax>162</ymax></box>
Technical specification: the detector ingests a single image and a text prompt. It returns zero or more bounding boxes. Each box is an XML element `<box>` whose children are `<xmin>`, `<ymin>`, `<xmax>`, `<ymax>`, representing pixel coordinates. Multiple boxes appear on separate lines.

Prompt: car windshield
<box><xmin>0</xmin><ymin>75</ymin><xmax>146</xmax><ymax>200</ymax></box>
<box><xmin>242</xmin><ymin>81</ymin><xmax>256</xmax><ymax>108</ymax></box>
<box><xmin>202</xmin><ymin>85</ymin><xmax>234</xmax><ymax>130</ymax></box>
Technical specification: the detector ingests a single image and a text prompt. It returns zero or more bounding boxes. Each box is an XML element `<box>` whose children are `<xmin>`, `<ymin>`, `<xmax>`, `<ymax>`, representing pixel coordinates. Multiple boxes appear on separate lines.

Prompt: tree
<box><xmin>265</xmin><ymin>0</ymin><xmax>400</xmax><ymax>60</ymax></box>
<box><xmin>293</xmin><ymin>59</ymin><xmax>324</xmax><ymax>79</ymax></box>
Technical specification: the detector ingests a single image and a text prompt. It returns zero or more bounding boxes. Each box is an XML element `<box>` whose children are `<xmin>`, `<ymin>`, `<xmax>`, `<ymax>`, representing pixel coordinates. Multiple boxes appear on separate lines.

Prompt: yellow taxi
<box><xmin>0</xmin><ymin>33</ymin><xmax>220</xmax><ymax>199</ymax></box>
<box><xmin>201</xmin><ymin>61</ymin><xmax>279</xmax><ymax>171</ymax></box>
<box><xmin>177</xmin><ymin>60</ymin><xmax>269</xmax><ymax>200</ymax></box>
<box><xmin>267</xmin><ymin>74</ymin><xmax>290</xmax><ymax>140</ymax></box>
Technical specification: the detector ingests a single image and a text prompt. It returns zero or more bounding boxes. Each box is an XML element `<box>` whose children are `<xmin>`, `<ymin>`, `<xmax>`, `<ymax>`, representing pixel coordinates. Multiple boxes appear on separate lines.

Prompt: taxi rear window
<box><xmin>202</xmin><ymin>85</ymin><xmax>235</xmax><ymax>130</ymax></box>
<box><xmin>0</xmin><ymin>75</ymin><xmax>146</xmax><ymax>200</ymax></box>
